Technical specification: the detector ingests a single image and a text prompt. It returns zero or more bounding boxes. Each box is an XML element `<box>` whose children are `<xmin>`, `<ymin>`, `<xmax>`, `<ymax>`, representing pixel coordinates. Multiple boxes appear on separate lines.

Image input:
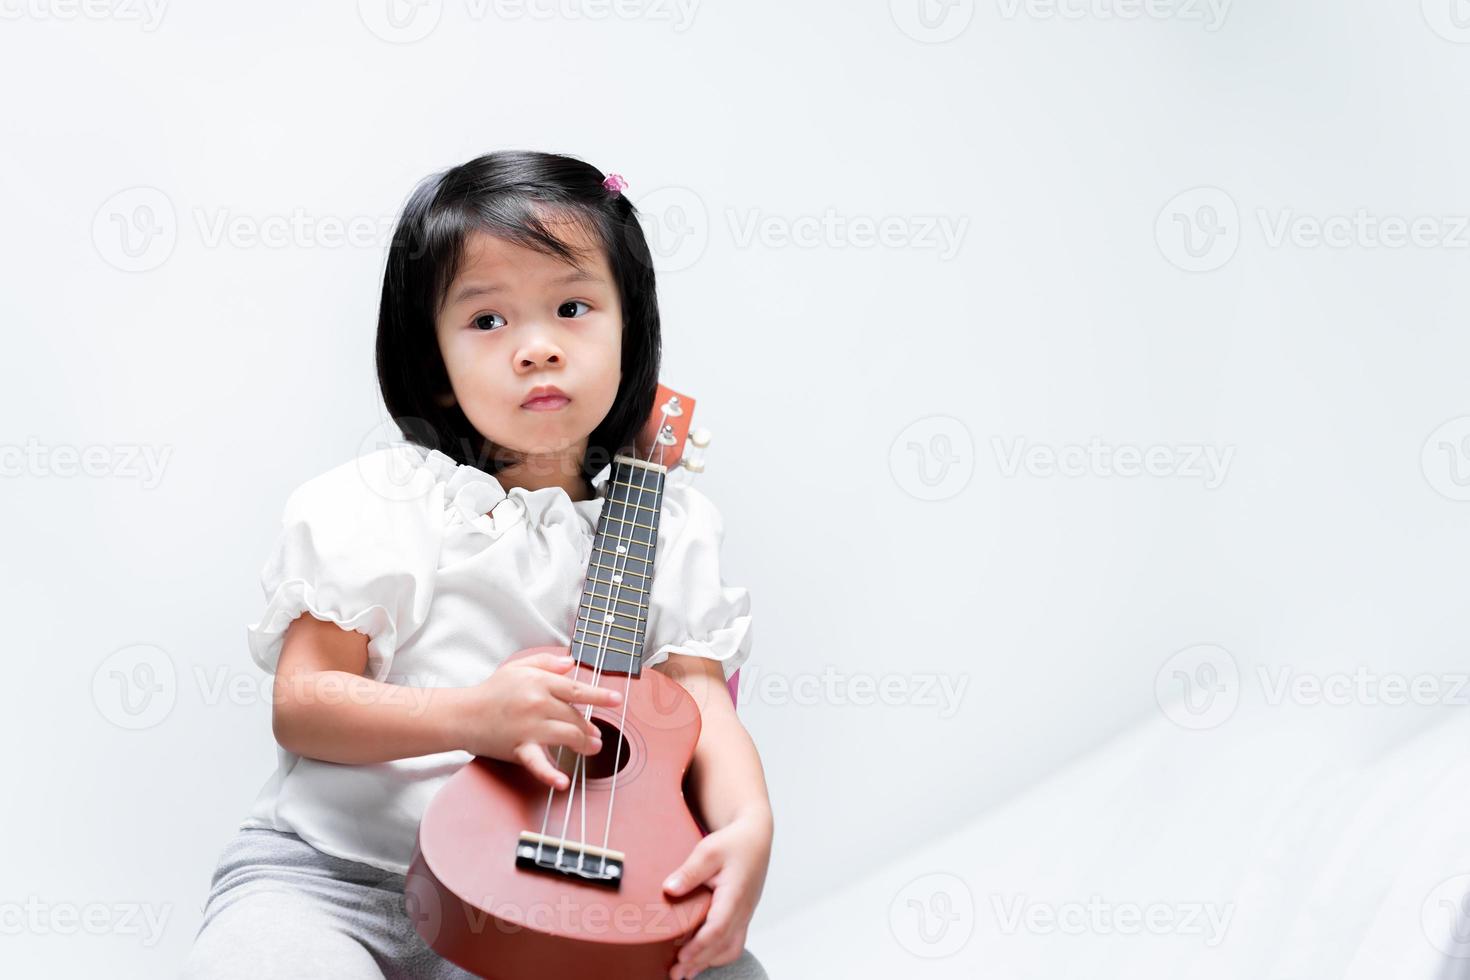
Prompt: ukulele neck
<box><xmin>570</xmin><ymin>455</ymin><xmax>667</xmax><ymax>677</ymax></box>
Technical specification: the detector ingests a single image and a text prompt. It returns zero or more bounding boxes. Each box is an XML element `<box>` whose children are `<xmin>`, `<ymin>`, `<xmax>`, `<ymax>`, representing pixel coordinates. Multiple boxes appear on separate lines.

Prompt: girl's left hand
<box><xmin>662</xmin><ymin>807</ymin><xmax>773</xmax><ymax>980</ymax></box>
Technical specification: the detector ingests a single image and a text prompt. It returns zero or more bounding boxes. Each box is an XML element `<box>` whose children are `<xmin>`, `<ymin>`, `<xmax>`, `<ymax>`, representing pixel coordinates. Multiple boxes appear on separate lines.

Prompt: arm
<box><xmin>270</xmin><ymin>613</ymin><xmax>468</xmax><ymax>764</ymax></box>
<box><xmin>660</xmin><ymin>653</ymin><xmax>773</xmax><ymax>833</ymax></box>
<box><xmin>270</xmin><ymin>615</ymin><xmax>613</xmax><ymax>771</ymax></box>
<box><xmin>656</xmin><ymin>653</ymin><xmax>773</xmax><ymax>980</ymax></box>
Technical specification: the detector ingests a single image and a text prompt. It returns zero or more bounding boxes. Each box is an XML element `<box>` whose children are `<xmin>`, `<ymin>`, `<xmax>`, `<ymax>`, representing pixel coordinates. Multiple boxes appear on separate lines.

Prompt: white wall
<box><xmin>4</xmin><ymin>1</ymin><xmax>1470</xmax><ymax>976</ymax></box>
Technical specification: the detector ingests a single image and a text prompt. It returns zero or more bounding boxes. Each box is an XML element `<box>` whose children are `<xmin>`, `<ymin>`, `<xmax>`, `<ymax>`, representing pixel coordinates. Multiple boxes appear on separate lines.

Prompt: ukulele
<box><xmin>405</xmin><ymin>383</ymin><xmax>718</xmax><ymax>979</ymax></box>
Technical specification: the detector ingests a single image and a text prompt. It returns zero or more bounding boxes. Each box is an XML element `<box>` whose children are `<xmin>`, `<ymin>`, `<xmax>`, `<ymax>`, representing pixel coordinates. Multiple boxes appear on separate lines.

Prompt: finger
<box><xmin>513</xmin><ymin>743</ymin><xmax>569</xmax><ymax>790</ymax></box>
<box><xmin>680</xmin><ymin>941</ymin><xmax>738</xmax><ymax>979</ymax></box>
<box><xmin>707</xmin><ymin>939</ymin><xmax>745</xmax><ymax>968</ymax></box>
<box><xmin>539</xmin><ymin>720</ymin><xmax>604</xmax><ymax>756</ymax></box>
<box><xmin>548</xmin><ymin>674</ymin><xmax>624</xmax><ymax>709</ymax></box>
<box><xmin>545</xmin><ymin>698</ymin><xmax>603</xmax><ymax>742</ymax></box>
<box><xmin>675</xmin><ymin>884</ymin><xmax>735</xmax><ymax>973</ymax></box>
<box><xmin>674</xmin><ymin>943</ymin><xmax>709</xmax><ymax>980</ymax></box>
<box><xmin>673</xmin><ymin>951</ymin><xmax>706</xmax><ymax>980</ymax></box>
<box><xmin>664</xmin><ymin>841</ymin><xmax>721</xmax><ymax>897</ymax></box>
<box><xmin>520</xmin><ymin>651</ymin><xmax>576</xmax><ymax>673</ymax></box>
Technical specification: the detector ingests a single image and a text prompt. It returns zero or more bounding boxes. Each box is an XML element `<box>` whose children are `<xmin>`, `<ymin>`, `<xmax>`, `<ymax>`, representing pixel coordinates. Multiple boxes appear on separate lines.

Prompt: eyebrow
<box><xmin>447</xmin><ymin>269</ymin><xmax>603</xmax><ymax>307</ymax></box>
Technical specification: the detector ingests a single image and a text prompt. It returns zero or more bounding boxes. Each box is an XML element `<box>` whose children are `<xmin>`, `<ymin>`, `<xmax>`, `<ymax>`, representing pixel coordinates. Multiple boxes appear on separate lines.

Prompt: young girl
<box><xmin>181</xmin><ymin>151</ymin><xmax>773</xmax><ymax>980</ymax></box>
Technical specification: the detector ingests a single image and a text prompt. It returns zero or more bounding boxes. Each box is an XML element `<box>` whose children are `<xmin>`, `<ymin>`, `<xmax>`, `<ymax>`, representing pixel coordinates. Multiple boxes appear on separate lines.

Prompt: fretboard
<box><xmin>570</xmin><ymin>455</ymin><xmax>667</xmax><ymax>676</ymax></box>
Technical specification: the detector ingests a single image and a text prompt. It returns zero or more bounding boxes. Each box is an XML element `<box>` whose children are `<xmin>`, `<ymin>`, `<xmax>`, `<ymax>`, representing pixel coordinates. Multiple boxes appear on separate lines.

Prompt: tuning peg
<box><xmin>689</xmin><ymin>427</ymin><xmax>712</xmax><ymax>449</ymax></box>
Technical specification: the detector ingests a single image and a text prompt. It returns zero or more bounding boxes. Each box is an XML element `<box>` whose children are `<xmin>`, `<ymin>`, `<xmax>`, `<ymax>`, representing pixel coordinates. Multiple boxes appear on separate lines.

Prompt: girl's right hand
<box><xmin>451</xmin><ymin>650</ymin><xmax>624</xmax><ymax>790</ymax></box>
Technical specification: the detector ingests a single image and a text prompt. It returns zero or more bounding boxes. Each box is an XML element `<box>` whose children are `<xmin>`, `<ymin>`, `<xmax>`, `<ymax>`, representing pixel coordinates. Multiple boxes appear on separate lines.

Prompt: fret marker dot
<box><xmin>603</xmin><ymin>613</ymin><xmax>614</xmax><ymax>623</ymax></box>
<box><xmin>612</xmin><ymin>575</ymin><xmax>622</xmax><ymax>584</ymax></box>
<box><xmin>616</xmin><ymin>545</ymin><xmax>627</xmax><ymax>554</ymax></box>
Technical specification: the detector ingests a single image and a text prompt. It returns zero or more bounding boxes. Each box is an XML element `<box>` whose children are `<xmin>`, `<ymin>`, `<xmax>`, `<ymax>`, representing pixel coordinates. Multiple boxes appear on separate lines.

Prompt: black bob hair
<box><xmin>375</xmin><ymin>149</ymin><xmax>661</xmax><ymax>483</ymax></box>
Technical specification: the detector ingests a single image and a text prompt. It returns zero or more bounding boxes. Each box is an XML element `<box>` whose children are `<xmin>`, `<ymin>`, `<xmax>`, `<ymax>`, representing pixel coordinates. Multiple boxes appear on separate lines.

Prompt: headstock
<box><xmin>629</xmin><ymin>383</ymin><xmax>712</xmax><ymax>476</ymax></box>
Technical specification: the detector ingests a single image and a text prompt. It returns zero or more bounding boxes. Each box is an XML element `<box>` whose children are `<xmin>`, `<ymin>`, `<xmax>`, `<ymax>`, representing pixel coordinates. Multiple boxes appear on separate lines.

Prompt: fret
<box><xmin>589</xmin><ymin>543</ymin><xmax>654</xmax><ymax>565</ymax></box>
<box><xmin>601</xmin><ymin>495</ymin><xmax>661</xmax><ymax>516</ymax></box>
<box><xmin>606</xmin><ymin>477</ymin><xmax>665</xmax><ymax>497</ymax></box>
<box><xmin>574</xmin><ymin>606</ymin><xmax>644</xmax><ymax>630</ymax></box>
<box><xmin>591</xmin><ymin>512</ymin><xmax>659</xmax><ymax>536</ymax></box>
<box><xmin>574</xmin><ymin>621</ymin><xmax>641</xmax><ymax>640</ymax></box>
<box><xmin>573</xmin><ymin>631</ymin><xmax>643</xmax><ymax>655</ymax></box>
<box><xmin>580</xmin><ymin>579</ymin><xmax>650</xmax><ymax>603</ymax></box>
<box><xmin>577</xmin><ymin>593</ymin><xmax>647</xmax><ymax>615</ymax></box>
<box><xmin>585</xmin><ymin>557</ymin><xmax>650</xmax><ymax>582</ymax></box>
<box><xmin>576</xmin><ymin>594</ymin><xmax>647</xmax><ymax>617</ymax></box>
<box><xmin>590</xmin><ymin>528</ymin><xmax>655</xmax><ymax>550</ymax></box>
<box><xmin>571</xmin><ymin>636</ymin><xmax>640</xmax><ymax>658</ymax></box>
<box><xmin>573</xmin><ymin>621</ymin><xmax>644</xmax><ymax>644</ymax></box>
<box><xmin>585</xmin><ymin>540</ymin><xmax>654</xmax><ymax>567</ymax></box>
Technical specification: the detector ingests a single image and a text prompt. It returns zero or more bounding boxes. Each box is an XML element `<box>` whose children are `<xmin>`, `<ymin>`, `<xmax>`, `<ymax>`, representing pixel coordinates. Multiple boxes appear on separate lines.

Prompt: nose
<box><xmin>513</xmin><ymin>325</ymin><xmax>565</xmax><ymax>372</ymax></box>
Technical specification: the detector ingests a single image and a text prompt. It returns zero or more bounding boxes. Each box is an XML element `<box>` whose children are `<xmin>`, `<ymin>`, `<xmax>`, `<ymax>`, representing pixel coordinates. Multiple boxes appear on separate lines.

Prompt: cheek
<box><xmin>439</xmin><ymin>336</ymin><xmax>509</xmax><ymax>415</ymax></box>
<box><xmin>442</xmin><ymin>332</ymin><xmax>494</xmax><ymax>380</ymax></box>
<box><xmin>437</xmin><ymin>330</ymin><xmax>469</xmax><ymax>377</ymax></box>
<box><xmin>598</xmin><ymin>345</ymin><xmax>623</xmax><ymax>400</ymax></box>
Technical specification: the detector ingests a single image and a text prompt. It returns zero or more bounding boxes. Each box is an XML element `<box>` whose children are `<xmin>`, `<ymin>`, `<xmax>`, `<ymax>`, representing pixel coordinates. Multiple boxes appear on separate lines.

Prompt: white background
<box><xmin>5</xmin><ymin>0</ymin><xmax>1470</xmax><ymax>976</ymax></box>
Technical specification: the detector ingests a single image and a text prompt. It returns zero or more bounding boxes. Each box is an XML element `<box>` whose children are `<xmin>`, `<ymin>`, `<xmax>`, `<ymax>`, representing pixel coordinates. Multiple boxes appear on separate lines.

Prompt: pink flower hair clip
<box><xmin>602</xmin><ymin>172</ymin><xmax>629</xmax><ymax>195</ymax></box>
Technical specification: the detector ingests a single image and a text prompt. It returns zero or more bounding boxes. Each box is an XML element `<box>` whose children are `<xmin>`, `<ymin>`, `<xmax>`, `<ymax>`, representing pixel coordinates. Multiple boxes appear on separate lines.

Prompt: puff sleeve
<box><xmin>245</xmin><ymin>446</ymin><xmax>444</xmax><ymax>682</ymax></box>
<box><xmin>643</xmin><ymin>481</ymin><xmax>754</xmax><ymax>681</ymax></box>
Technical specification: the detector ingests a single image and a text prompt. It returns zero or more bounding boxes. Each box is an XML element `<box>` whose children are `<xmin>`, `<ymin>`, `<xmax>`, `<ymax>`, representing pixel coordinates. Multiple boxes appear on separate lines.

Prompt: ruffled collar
<box><xmin>411</xmin><ymin>444</ymin><xmax>610</xmax><ymax>539</ymax></box>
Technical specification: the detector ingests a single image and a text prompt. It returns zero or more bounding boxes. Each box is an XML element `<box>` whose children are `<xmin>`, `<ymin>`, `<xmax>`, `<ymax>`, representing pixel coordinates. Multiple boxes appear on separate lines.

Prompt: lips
<box><xmin>521</xmin><ymin>384</ymin><xmax>570</xmax><ymax>410</ymax></box>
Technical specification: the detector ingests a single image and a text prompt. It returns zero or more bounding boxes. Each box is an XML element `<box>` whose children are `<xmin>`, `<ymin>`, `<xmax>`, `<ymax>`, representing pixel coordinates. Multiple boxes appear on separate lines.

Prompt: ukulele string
<box><xmin>536</xmin><ymin>410</ymin><xmax>670</xmax><ymax>873</ymax></box>
<box><xmin>591</xmin><ymin>437</ymin><xmax>664</xmax><ymax>872</ymax></box>
<box><xmin>571</xmin><ymin>420</ymin><xmax>666</xmax><ymax>871</ymax></box>
<box><xmin>559</xmin><ymin>420</ymin><xmax>666</xmax><ymax>873</ymax></box>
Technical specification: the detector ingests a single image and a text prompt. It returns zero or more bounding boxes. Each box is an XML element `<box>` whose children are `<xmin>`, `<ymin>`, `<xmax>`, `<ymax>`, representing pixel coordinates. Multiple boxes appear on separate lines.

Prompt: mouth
<box><xmin>521</xmin><ymin>385</ymin><xmax>571</xmax><ymax>411</ymax></box>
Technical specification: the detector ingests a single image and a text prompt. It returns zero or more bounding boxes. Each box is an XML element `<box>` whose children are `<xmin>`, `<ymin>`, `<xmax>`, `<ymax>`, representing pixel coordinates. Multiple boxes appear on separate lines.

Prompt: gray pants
<box><xmin>181</xmin><ymin>826</ymin><xmax>769</xmax><ymax>980</ymax></box>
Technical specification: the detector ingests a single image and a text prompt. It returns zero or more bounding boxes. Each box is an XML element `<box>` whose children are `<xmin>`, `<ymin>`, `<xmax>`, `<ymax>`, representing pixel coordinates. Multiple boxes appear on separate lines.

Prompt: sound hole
<box><xmin>556</xmin><ymin>718</ymin><xmax>631</xmax><ymax>781</ymax></box>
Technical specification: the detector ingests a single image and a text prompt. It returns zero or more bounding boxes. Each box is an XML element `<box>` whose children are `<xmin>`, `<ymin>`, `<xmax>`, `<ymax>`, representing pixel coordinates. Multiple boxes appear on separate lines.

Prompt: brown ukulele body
<box><xmin>405</xmin><ymin>646</ymin><xmax>712</xmax><ymax>980</ymax></box>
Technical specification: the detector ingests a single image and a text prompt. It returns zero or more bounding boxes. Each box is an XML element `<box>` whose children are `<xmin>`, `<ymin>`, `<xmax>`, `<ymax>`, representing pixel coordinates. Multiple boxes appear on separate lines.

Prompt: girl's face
<box><xmin>435</xmin><ymin>222</ymin><xmax>623</xmax><ymax>478</ymax></box>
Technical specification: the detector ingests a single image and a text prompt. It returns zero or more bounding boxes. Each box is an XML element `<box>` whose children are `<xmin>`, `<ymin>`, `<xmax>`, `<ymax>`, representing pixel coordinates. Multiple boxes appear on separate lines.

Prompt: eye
<box><xmin>472</xmin><ymin>312</ymin><xmax>506</xmax><ymax>331</ymax></box>
<box><xmin>558</xmin><ymin>300</ymin><xmax>590</xmax><ymax>319</ymax></box>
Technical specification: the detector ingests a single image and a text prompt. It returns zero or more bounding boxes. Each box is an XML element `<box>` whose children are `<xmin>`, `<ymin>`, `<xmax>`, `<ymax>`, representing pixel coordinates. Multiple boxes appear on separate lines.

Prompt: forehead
<box><xmin>452</xmin><ymin>220</ymin><xmax>611</xmax><ymax>282</ymax></box>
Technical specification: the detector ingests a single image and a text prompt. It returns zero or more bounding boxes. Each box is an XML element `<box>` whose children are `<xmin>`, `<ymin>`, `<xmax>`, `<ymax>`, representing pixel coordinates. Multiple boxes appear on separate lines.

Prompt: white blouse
<box><xmin>238</xmin><ymin>442</ymin><xmax>754</xmax><ymax>875</ymax></box>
